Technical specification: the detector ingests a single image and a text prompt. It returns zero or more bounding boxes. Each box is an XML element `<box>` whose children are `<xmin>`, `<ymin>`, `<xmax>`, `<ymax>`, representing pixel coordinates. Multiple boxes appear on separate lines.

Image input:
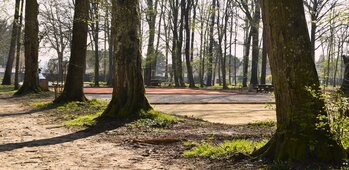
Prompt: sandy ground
<box><xmin>154</xmin><ymin>104</ymin><xmax>276</xmax><ymax>125</ymax></box>
<box><xmin>0</xmin><ymin>95</ymin><xmax>275</xmax><ymax>169</ymax></box>
<box><xmin>0</xmin><ymin>97</ymin><xmax>177</xmax><ymax>170</ymax></box>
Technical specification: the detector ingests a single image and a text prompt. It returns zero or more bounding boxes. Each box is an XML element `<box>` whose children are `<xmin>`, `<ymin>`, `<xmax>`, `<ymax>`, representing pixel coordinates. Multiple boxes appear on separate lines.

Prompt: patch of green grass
<box><xmin>0</xmin><ymin>85</ymin><xmax>16</xmax><ymax>95</ymax></box>
<box><xmin>126</xmin><ymin>110</ymin><xmax>179</xmax><ymax>128</ymax></box>
<box><xmin>32</xmin><ymin>98</ymin><xmax>108</xmax><ymax>111</ymax></box>
<box><xmin>64</xmin><ymin>111</ymin><xmax>102</xmax><ymax>127</ymax></box>
<box><xmin>183</xmin><ymin>139</ymin><xmax>267</xmax><ymax>159</ymax></box>
<box><xmin>247</xmin><ymin>120</ymin><xmax>276</xmax><ymax>129</ymax></box>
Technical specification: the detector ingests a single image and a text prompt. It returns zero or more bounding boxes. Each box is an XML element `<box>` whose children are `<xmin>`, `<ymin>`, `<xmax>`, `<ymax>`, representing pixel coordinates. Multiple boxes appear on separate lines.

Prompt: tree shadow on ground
<box><xmin>0</xmin><ymin>119</ymin><xmax>128</xmax><ymax>152</ymax></box>
<box><xmin>0</xmin><ymin>109</ymin><xmax>43</xmax><ymax>117</ymax></box>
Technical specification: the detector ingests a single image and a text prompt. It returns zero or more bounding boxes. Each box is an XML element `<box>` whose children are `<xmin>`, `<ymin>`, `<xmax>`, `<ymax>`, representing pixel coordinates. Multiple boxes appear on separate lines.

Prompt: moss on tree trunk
<box><xmin>101</xmin><ymin>0</ymin><xmax>152</xmax><ymax>119</ymax></box>
<box><xmin>255</xmin><ymin>0</ymin><xmax>347</xmax><ymax>165</ymax></box>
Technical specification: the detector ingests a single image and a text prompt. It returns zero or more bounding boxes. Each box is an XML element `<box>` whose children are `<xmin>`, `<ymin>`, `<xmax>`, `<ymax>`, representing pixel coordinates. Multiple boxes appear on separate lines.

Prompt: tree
<box><xmin>254</xmin><ymin>0</ymin><xmax>346</xmax><ymax>165</ymax></box>
<box><xmin>91</xmin><ymin>0</ymin><xmax>100</xmax><ymax>87</ymax></box>
<box><xmin>41</xmin><ymin>0</ymin><xmax>73</xmax><ymax>83</ymax></box>
<box><xmin>2</xmin><ymin>0</ymin><xmax>21</xmax><ymax>85</ymax></box>
<box><xmin>206</xmin><ymin>0</ymin><xmax>216</xmax><ymax>86</ymax></box>
<box><xmin>101</xmin><ymin>0</ymin><xmax>151</xmax><ymax>118</ymax></box>
<box><xmin>183</xmin><ymin>0</ymin><xmax>196</xmax><ymax>88</ymax></box>
<box><xmin>53</xmin><ymin>0</ymin><xmax>89</xmax><ymax>103</ymax></box>
<box><xmin>15</xmin><ymin>0</ymin><xmax>40</xmax><ymax>95</ymax></box>
<box><xmin>144</xmin><ymin>0</ymin><xmax>158</xmax><ymax>86</ymax></box>
<box><xmin>341</xmin><ymin>55</ymin><xmax>349</xmax><ymax>96</ymax></box>
<box><xmin>14</xmin><ymin>0</ymin><xmax>24</xmax><ymax>90</ymax></box>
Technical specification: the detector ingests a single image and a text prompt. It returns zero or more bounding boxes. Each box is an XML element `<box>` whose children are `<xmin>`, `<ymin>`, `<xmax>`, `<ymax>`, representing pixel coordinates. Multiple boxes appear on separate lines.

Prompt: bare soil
<box><xmin>0</xmin><ymin>93</ymin><xmax>274</xmax><ymax>169</ymax></box>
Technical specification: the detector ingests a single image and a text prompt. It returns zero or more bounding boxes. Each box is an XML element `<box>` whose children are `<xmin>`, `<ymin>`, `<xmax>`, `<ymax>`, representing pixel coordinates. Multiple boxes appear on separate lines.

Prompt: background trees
<box><xmin>0</xmin><ymin>0</ymin><xmax>348</xmax><ymax>91</ymax></box>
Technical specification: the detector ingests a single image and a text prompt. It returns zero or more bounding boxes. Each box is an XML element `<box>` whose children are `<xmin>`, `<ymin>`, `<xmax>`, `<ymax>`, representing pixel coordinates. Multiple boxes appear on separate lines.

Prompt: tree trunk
<box><xmin>107</xmin><ymin>5</ymin><xmax>114</xmax><ymax>86</ymax></box>
<box><xmin>170</xmin><ymin>0</ymin><xmax>180</xmax><ymax>86</ymax></box>
<box><xmin>53</xmin><ymin>0</ymin><xmax>89</xmax><ymax>103</ymax></box>
<box><xmin>14</xmin><ymin>0</ymin><xmax>24</xmax><ymax>90</ymax></box>
<box><xmin>260</xmin><ymin>27</ymin><xmax>267</xmax><ymax>85</ymax></box>
<box><xmin>183</xmin><ymin>0</ymin><xmax>195</xmax><ymax>88</ymax></box>
<box><xmin>177</xmin><ymin>0</ymin><xmax>185</xmax><ymax>87</ymax></box>
<box><xmin>249</xmin><ymin>0</ymin><xmax>260</xmax><ymax>88</ymax></box>
<box><xmin>144</xmin><ymin>0</ymin><xmax>157</xmax><ymax>86</ymax></box>
<box><xmin>206</xmin><ymin>0</ymin><xmax>216</xmax><ymax>86</ymax></box>
<box><xmin>341</xmin><ymin>55</ymin><xmax>349</xmax><ymax>96</ymax></box>
<box><xmin>2</xmin><ymin>0</ymin><xmax>21</xmax><ymax>85</ymax></box>
<box><xmin>15</xmin><ymin>0</ymin><xmax>40</xmax><ymax>95</ymax></box>
<box><xmin>255</xmin><ymin>0</ymin><xmax>347</xmax><ymax>165</ymax></box>
<box><xmin>242</xmin><ymin>22</ymin><xmax>252</xmax><ymax>88</ymax></box>
<box><xmin>101</xmin><ymin>0</ymin><xmax>151</xmax><ymax>118</ymax></box>
<box><xmin>93</xmin><ymin>1</ymin><xmax>100</xmax><ymax>87</ymax></box>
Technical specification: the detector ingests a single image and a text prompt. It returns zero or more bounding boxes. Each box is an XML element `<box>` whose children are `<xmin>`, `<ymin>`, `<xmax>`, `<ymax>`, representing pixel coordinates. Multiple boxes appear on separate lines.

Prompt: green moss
<box><xmin>0</xmin><ymin>85</ymin><xmax>16</xmax><ymax>95</ymax></box>
<box><xmin>64</xmin><ymin>112</ymin><xmax>102</xmax><ymax>127</ymax></box>
<box><xmin>247</xmin><ymin>120</ymin><xmax>276</xmax><ymax>129</ymax></box>
<box><xmin>32</xmin><ymin>98</ymin><xmax>108</xmax><ymax>111</ymax></box>
<box><xmin>128</xmin><ymin>110</ymin><xmax>179</xmax><ymax>128</ymax></box>
<box><xmin>183</xmin><ymin>139</ymin><xmax>268</xmax><ymax>159</ymax></box>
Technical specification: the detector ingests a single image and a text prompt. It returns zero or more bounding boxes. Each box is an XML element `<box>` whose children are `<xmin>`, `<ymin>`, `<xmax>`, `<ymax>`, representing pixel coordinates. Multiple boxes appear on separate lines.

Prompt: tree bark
<box><xmin>249</xmin><ymin>0</ymin><xmax>260</xmax><ymax>87</ymax></box>
<box><xmin>341</xmin><ymin>55</ymin><xmax>349</xmax><ymax>96</ymax></box>
<box><xmin>183</xmin><ymin>0</ymin><xmax>196</xmax><ymax>88</ymax></box>
<box><xmin>260</xmin><ymin>27</ymin><xmax>267</xmax><ymax>85</ymax></box>
<box><xmin>53</xmin><ymin>0</ymin><xmax>89</xmax><ymax>103</ymax></box>
<box><xmin>206</xmin><ymin>0</ymin><xmax>216</xmax><ymax>86</ymax></box>
<box><xmin>255</xmin><ymin>0</ymin><xmax>347</xmax><ymax>165</ymax></box>
<box><xmin>15</xmin><ymin>0</ymin><xmax>40</xmax><ymax>95</ymax></box>
<box><xmin>242</xmin><ymin>23</ymin><xmax>251</xmax><ymax>88</ymax></box>
<box><xmin>101</xmin><ymin>0</ymin><xmax>151</xmax><ymax>118</ymax></box>
<box><xmin>2</xmin><ymin>0</ymin><xmax>21</xmax><ymax>85</ymax></box>
<box><xmin>144</xmin><ymin>0</ymin><xmax>158</xmax><ymax>86</ymax></box>
<box><xmin>14</xmin><ymin>0</ymin><xmax>24</xmax><ymax>90</ymax></box>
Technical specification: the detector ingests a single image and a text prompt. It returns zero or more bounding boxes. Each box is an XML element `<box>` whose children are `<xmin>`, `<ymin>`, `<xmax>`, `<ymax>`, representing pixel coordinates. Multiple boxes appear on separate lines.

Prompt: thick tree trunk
<box><xmin>2</xmin><ymin>0</ymin><xmax>21</xmax><ymax>85</ymax></box>
<box><xmin>255</xmin><ymin>0</ymin><xmax>347</xmax><ymax>165</ymax></box>
<box><xmin>101</xmin><ymin>0</ymin><xmax>151</xmax><ymax>118</ymax></box>
<box><xmin>15</xmin><ymin>0</ymin><xmax>40</xmax><ymax>95</ymax></box>
<box><xmin>53</xmin><ymin>0</ymin><xmax>89</xmax><ymax>103</ymax></box>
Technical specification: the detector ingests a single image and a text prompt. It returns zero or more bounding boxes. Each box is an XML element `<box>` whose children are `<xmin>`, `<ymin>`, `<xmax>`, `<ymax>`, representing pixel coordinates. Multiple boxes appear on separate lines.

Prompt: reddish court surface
<box><xmin>83</xmin><ymin>87</ymin><xmax>239</xmax><ymax>95</ymax></box>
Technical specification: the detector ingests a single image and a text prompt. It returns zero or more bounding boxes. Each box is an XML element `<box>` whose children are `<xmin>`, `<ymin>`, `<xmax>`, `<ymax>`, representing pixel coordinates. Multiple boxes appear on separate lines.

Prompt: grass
<box><xmin>64</xmin><ymin>111</ymin><xmax>103</xmax><ymax>127</ymax></box>
<box><xmin>32</xmin><ymin>99</ymin><xmax>178</xmax><ymax>128</ymax></box>
<box><xmin>126</xmin><ymin>110</ymin><xmax>179</xmax><ymax>128</ymax></box>
<box><xmin>32</xmin><ymin>99</ymin><xmax>109</xmax><ymax>127</ymax></box>
<box><xmin>0</xmin><ymin>85</ymin><xmax>16</xmax><ymax>95</ymax></box>
<box><xmin>247</xmin><ymin>120</ymin><xmax>276</xmax><ymax>129</ymax></box>
<box><xmin>183</xmin><ymin>139</ymin><xmax>268</xmax><ymax>159</ymax></box>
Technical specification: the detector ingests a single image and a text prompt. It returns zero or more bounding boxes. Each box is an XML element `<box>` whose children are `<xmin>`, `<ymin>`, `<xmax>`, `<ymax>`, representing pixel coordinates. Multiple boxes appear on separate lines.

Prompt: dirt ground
<box><xmin>0</xmin><ymin>94</ymin><xmax>274</xmax><ymax>169</ymax></box>
<box><xmin>154</xmin><ymin>104</ymin><xmax>275</xmax><ymax>125</ymax></box>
